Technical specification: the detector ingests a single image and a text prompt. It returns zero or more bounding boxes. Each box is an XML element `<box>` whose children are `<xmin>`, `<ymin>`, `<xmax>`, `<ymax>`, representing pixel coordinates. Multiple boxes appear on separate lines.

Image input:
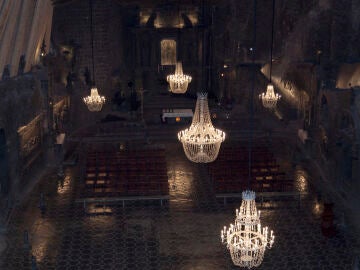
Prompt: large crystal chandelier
<box><xmin>167</xmin><ymin>62</ymin><xmax>192</xmax><ymax>94</ymax></box>
<box><xmin>178</xmin><ymin>92</ymin><xmax>225</xmax><ymax>163</ymax></box>
<box><xmin>259</xmin><ymin>83</ymin><xmax>281</xmax><ymax>109</ymax></box>
<box><xmin>221</xmin><ymin>190</ymin><xmax>275</xmax><ymax>269</ymax></box>
<box><xmin>83</xmin><ymin>87</ymin><xmax>106</xmax><ymax>112</ymax></box>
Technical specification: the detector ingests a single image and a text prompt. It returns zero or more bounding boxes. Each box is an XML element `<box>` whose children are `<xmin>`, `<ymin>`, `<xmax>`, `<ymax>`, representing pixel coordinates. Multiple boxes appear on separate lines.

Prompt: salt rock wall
<box><xmin>0</xmin><ymin>0</ymin><xmax>53</xmax><ymax>78</ymax></box>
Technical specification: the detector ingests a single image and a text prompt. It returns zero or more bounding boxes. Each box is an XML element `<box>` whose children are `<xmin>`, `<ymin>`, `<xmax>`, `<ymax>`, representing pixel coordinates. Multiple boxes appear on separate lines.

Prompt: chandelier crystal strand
<box><xmin>259</xmin><ymin>83</ymin><xmax>281</xmax><ymax>109</ymax></box>
<box><xmin>83</xmin><ymin>87</ymin><xmax>106</xmax><ymax>112</ymax></box>
<box><xmin>167</xmin><ymin>62</ymin><xmax>192</xmax><ymax>94</ymax></box>
<box><xmin>221</xmin><ymin>191</ymin><xmax>275</xmax><ymax>269</ymax></box>
<box><xmin>178</xmin><ymin>92</ymin><xmax>225</xmax><ymax>163</ymax></box>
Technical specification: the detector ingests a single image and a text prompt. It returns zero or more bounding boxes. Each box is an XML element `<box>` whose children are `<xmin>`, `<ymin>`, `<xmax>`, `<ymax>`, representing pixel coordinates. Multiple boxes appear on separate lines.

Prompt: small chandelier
<box><xmin>83</xmin><ymin>87</ymin><xmax>106</xmax><ymax>112</ymax></box>
<box><xmin>259</xmin><ymin>83</ymin><xmax>281</xmax><ymax>109</ymax></box>
<box><xmin>221</xmin><ymin>190</ymin><xmax>275</xmax><ymax>269</ymax></box>
<box><xmin>167</xmin><ymin>62</ymin><xmax>192</xmax><ymax>94</ymax></box>
<box><xmin>83</xmin><ymin>0</ymin><xmax>106</xmax><ymax>112</ymax></box>
<box><xmin>178</xmin><ymin>92</ymin><xmax>225</xmax><ymax>163</ymax></box>
<box><xmin>259</xmin><ymin>0</ymin><xmax>280</xmax><ymax>110</ymax></box>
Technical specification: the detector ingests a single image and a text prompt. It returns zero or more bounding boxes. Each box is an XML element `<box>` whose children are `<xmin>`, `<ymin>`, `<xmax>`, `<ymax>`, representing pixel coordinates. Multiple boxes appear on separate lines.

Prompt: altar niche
<box><xmin>161</xmin><ymin>39</ymin><xmax>177</xmax><ymax>66</ymax></box>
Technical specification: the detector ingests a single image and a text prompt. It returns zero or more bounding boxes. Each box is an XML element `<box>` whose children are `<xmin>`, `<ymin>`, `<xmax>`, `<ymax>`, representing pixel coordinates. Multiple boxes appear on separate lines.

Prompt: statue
<box><xmin>83</xmin><ymin>67</ymin><xmax>91</xmax><ymax>86</ymax></box>
<box><xmin>18</xmin><ymin>55</ymin><xmax>26</xmax><ymax>75</ymax></box>
<box><xmin>113</xmin><ymin>90</ymin><xmax>125</xmax><ymax>109</ymax></box>
<box><xmin>321</xmin><ymin>94</ymin><xmax>327</xmax><ymax>107</ymax></box>
<box><xmin>128</xmin><ymin>81</ymin><xmax>139</xmax><ymax>111</ymax></box>
<box><xmin>66</xmin><ymin>72</ymin><xmax>73</xmax><ymax>89</ymax></box>
<box><xmin>2</xmin><ymin>65</ymin><xmax>10</xmax><ymax>80</ymax></box>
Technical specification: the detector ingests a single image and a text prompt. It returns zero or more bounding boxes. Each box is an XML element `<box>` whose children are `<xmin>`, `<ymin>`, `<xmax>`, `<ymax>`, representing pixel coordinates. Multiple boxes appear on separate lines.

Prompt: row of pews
<box><xmin>81</xmin><ymin>148</ymin><xmax>169</xmax><ymax>198</ymax></box>
<box><xmin>209</xmin><ymin>145</ymin><xmax>293</xmax><ymax>193</ymax></box>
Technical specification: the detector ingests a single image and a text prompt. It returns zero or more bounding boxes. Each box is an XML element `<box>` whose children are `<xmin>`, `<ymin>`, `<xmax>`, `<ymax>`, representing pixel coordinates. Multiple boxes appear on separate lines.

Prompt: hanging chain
<box><xmin>269</xmin><ymin>0</ymin><xmax>276</xmax><ymax>83</ymax></box>
<box><xmin>89</xmin><ymin>0</ymin><xmax>95</xmax><ymax>86</ymax></box>
<box><xmin>248</xmin><ymin>0</ymin><xmax>257</xmax><ymax>189</ymax></box>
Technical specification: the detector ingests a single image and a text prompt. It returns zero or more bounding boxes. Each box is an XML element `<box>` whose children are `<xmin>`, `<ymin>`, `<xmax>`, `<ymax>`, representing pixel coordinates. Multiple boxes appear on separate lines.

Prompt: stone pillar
<box><xmin>0</xmin><ymin>129</ymin><xmax>9</xmax><ymax>195</ymax></box>
<box><xmin>351</xmin><ymin>88</ymin><xmax>360</xmax><ymax>184</ymax></box>
<box><xmin>135</xmin><ymin>68</ymin><xmax>143</xmax><ymax>92</ymax></box>
<box><xmin>0</xmin><ymin>233</ymin><xmax>7</xmax><ymax>257</ymax></box>
<box><xmin>330</xmin><ymin>0</ymin><xmax>351</xmax><ymax>62</ymax></box>
<box><xmin>135</xmin><ymin>32</ymin><xmax>141</xmax><ymax>66</ymax></box>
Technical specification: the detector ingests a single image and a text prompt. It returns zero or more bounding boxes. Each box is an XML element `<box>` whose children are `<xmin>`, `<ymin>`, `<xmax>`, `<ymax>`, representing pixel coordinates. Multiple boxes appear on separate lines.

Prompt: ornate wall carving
<box><xmin>17</xmin><ymin>114</ymin><xmax>43</xmax><ymax>165</ymax></box>
<box><xmin>161</xmin><ymin>39</ymin><xmax>176</xmax><ymax>65</ymax></box>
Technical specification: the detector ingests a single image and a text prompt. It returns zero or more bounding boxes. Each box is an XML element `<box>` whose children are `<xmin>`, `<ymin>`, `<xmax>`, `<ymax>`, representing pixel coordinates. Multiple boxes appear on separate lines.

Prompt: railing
<box><xmin>216</xmin><ymin>191</ymin><xmax>308</xmax><ymax>208</ymax></box>
<box><xmin>76</xmin><ymin>195</ymin><xmax>170</xmax><ymax>211</ymax></box>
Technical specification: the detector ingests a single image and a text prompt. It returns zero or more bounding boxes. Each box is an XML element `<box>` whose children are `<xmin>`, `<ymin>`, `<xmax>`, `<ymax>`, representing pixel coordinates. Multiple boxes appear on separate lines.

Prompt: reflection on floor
<box><xmin>0</xmin><ymin>142</ymin><xmax>357</xmax><ymax>269</ymax></box>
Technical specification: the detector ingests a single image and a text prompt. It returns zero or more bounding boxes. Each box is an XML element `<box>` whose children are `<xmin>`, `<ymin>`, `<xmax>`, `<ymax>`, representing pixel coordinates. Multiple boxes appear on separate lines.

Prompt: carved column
<box><xmin>0</xmin><ymin>129</ymin><xmax>9</xmax><ymax>195</ymax></box>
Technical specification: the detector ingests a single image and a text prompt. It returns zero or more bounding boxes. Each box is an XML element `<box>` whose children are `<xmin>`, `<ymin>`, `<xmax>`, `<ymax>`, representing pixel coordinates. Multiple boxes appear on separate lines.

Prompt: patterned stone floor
<box><xmin>0</xmin><ymin>142</ymin><xmax>358</xmax><ymax>269</ymax></box>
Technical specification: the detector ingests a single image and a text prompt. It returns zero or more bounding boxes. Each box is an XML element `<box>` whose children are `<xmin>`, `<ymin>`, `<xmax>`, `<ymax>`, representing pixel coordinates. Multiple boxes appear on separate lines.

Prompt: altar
<box><xmin>161</xmin><ymin>109</ymin><xmax>193</xmax><ymax>123</ymax></box>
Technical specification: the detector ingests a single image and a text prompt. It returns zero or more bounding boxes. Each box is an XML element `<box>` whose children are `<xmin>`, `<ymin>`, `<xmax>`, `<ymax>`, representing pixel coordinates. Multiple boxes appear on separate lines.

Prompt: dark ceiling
<box><xmin>52</xmin><ymin>0</ymin><xmax>217</xmax><ymax>6</ymax></box>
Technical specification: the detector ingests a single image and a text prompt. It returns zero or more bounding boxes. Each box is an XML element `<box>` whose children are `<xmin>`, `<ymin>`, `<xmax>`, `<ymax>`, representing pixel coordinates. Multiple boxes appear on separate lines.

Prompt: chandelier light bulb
<box><xmin>178</xmin><ymin>92</ymin><xmax>225</xmax><ymax>163</ymax></box>
<box><xmin>167</xmin><ymin>62</ymin><xmax>192</xmax><ymax>94</ymax></box>
<box><xmin>83</xmin><ymin>87</ymin><xmax>106</xmax><ymax>112</ymax></box>
<box><xmin>221</xmin><ymin>190</ymin><xmax>275</xmax><ymax>269</ymax></box>
<box><xmin>259</xmin><ymin>83</ymin><xmax>281</xmax><ymax>109</ymax></box>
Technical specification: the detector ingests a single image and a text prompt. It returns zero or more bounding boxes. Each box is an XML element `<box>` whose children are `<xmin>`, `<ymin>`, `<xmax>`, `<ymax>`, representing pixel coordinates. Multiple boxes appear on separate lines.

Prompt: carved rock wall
<box><xmin>52</xmin><ymin>0</ymin><xmax>123</xmax><ymax>97</ymax></box>
<box><xmin>0</xmin><ymin>74</ymin><xmax>46</xmax><ymax>196</ymax></box>
<box><xmin>0</xmin><ymin>0</ymin><xmax>53</xmax><ymax>78</ymax></box>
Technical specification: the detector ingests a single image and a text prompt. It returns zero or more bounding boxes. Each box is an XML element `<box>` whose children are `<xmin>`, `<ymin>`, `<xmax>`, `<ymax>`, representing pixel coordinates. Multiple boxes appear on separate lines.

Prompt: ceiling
<box><xmin>52</xmin><ymin>0</ymin><xmax>217</xmax><ymax>7</ymax></box>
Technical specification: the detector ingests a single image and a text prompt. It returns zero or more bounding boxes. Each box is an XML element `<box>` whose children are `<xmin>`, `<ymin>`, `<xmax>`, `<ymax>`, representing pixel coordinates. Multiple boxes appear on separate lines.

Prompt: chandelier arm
<box><xmin>269</xmin><ymin>0</ymin><xmax>276</xmax><ymax>83</ymax></box>
<box><xmin>89</xmin><ymin>0</ymin><xmax>95</xmax><ymax>86</ymax></box>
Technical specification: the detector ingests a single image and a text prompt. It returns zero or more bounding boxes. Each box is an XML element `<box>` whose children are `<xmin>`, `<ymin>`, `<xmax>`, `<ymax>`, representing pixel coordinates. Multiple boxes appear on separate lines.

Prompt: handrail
<box><xmin>216</xmin><ymin>191</ymin><xmax>308</xmax><ymax>208</ymax></box>
<box><xmin>76</xmin><ymin>195</ymin><xmax>170</xmax><ymax>209</ymax></box>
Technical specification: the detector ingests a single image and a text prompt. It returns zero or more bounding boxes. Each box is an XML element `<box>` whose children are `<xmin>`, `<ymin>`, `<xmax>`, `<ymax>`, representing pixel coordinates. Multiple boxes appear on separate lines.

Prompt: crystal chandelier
<box><xmin>178</xmin><ymin>92</ymin><xmax>225</xmax><ymax>163</ymax></box>
<box><xmin>83</xmin><ymin>0</ymin><xmax>106</xmax><ymax>112</ymax></box>
<box><xmin>259</xmin><ymin>83</ymin><xmax>281</xmax><ymax>109</ymax></box>
<box><xmin>221</xmin><ymin>190</ymin><xmax>275</xmax><ymax>269</ymax></box>
<box><xmin>167</xmin><ymin>62</ymin><xmax>192</xmax><ymax>94</ymax></box>
<box><xmin>83</xmin><ymin>87</ymin><xmax>106</xmax><ymax>112</ymax></box>
<box><xmin>259</xmin><ymin>0</ymin><xmax>280</xmax><ymax>110</ymax></box>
